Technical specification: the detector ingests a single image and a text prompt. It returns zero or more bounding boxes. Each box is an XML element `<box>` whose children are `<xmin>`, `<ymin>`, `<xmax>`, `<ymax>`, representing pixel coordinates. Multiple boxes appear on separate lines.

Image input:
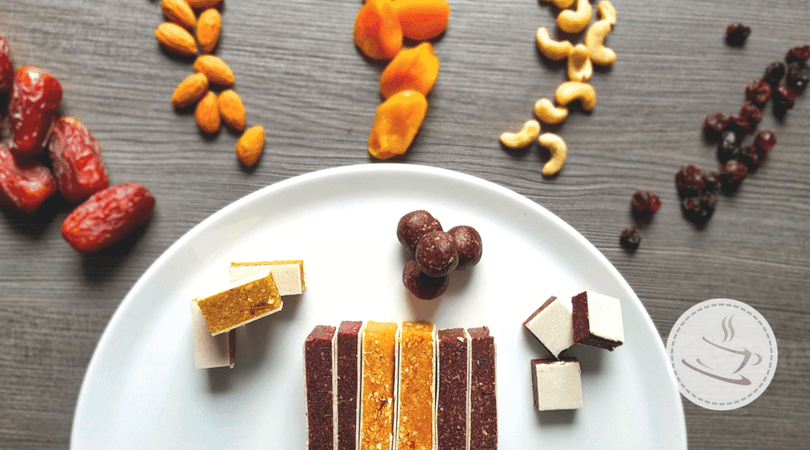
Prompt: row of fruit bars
<box><xmin>304</xmin><ymin>322</ymin><xmax>497</xmax><ymax>450</ymax></box>
<box><xmin>190</xmin><ymin>260</ymin><xmax>306</xmax><ymax>369</ymax></box>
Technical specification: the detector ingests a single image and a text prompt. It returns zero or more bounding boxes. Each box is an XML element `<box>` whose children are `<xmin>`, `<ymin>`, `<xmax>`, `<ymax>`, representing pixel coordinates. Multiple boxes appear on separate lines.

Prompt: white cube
<box><xmin>531</xmin><ymin>358</ymin><xmax>583</xmax><ymax>411</ymax></box>
<box><xmin>523</xmin><ymin>296</ymin><xmax>574</xmax><ymax>358</ymax></box>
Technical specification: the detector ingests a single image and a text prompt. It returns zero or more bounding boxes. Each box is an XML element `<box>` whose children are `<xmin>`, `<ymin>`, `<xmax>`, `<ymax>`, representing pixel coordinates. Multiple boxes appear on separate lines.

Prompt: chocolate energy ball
<box><xmin>415</xmin><ymin>230</ymin><xmax>459</xmax><ymax>277</ymax></box>
<box><xmin>447</xmin><ymin>225</ymin><xmax>482</xmax><ymax>270</ymax></box>
<box><xmin>397</xmin><ymin>210</ymin><xmax>442</xmax><ymax>256</ymax></box>
<box><xmin>403</xmin><ymin>259</ymin><xmax>449</xmax><ymax>300</ymax></box>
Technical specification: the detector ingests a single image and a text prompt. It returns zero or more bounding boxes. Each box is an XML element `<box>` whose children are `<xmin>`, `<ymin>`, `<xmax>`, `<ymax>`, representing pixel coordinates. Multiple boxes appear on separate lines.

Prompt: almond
<box><xmin>187</xmin><ymin>0</ymin><xmax>223</xmax><ymax>10</ymax></box>
<box><xmin>218</xmin><ymin>89</ymin><xmax>246</xmax><ymax>131</ymax></box>
<box><xmin>195</xmin><ymin>91</ymin><xmax>220</xmax><ymax>134</ymax></box>
<box><xmin>196</xmin><ymin>9</ymin><xmax>222</xmax><ymax>54</ymax></box>
<box><xmin>236</xmin><ymin>125</ymin><xmax>265</xmax><ymax>166</ymax></box>
<box><xmin>161</xmin><ymin>0</ymin><xmax>196</xmax><ymax>29</ymax></box>
<box><xmin>193</xmin><ymin>55</ymin><xmax>234</xmax><ymax>86</ymax></box>
<box><xmin>172</xmin><ymin>73</ymin><xmax>209</xmax><ymax>108</ymax></box>
<box><xmin>155</xmin><ymin>22</ymin><xmax>197</xmax><ymax>56</ymax></box>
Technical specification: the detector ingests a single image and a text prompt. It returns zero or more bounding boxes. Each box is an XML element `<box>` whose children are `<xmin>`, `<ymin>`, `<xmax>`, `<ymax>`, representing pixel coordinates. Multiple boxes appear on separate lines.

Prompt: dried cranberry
<box><xmin>785</xmin><ymin>45</ymin><xmax>810</xmax><ymax>65</ymax></box>
<box><xmin>724</xmin><ymin>114</ymin><xmax>752</xmax><ymax>136</ymax></box>
<box><xmin>739</xmin><ymin>101</ymin><xmax>763</xmax><ymax>129</ymax></box>
<box><xmin>703</xmin><ymin>112</ymin><xmax>728</xmax><ymax>142</ymax></box>
<box><xmin>745</xmin><ymin>79</ymin><xmax>772</xmax><ymax>107</ymax></box>
<box><xmin>8</xmin><ymin>66</ymin><xmax>63</xmax><ymax>158</ymax></box>
<box><xmin>725</xmin><ymin>24</ymin><xmax>751</xmax><ymax>46</ymax></box>
<box><xmin>786</xmin><ymin>62</ymin><xmax>809</xmax><ymax>92</ymax></box>
<box><xmin>719</xmin><ymin>160</ymin><xmax>749</xmax><ymax>191</ymax></box>
<box><xmin>0</xmin><ymin>143</ymin><xmax>58</xmax><ymax>214</ymax></box>
<box><xmin>754</xmin><ymin>130</ymin><xmax>776</xmax><ymax>152</ymax></box>
<box><xmin>49</xmin><ymin>117</ymin><xmax>110</xmax><ymax>203</ymax></box>
<box><xmin>402</xmin><ymin>259</ymin><xmax>448</xmax><ymax>300</ymax></box>
<box><xmin>773</xmin><ymin>85</ymin><xmax>797</xmax><ymax>116</ymax></box>
<box><xmin>631</xmin><ymin>190</ymin><xmax>662</xmax><ymax>219</ymax></box>
<box><xmin>702</xmin><ymin>171</ymin><xmax>721</xmax><ymax>193</ymax></box>
<box><xmin>681</xmin><ymin>194</ymin><xmax>717</xmax><ymax>224</ymax></box>
<box><xmin>717</xmin><ymin>131</ymin><xmax>742</xmax><ymax>163</ymax></box>
<box><xmin>738</xmin><ymin>144</ymin><xmax>766</xmax><ymax>171</ymax></box>
<box><xmin>61</xmin><ymin>183</ymin><xmax>155</xmax><ymax>253</ymax></box>
<box><xmin>763</xmin><ymin>62</ymin><xmax>787</xmax><ymax>85</ymax></box>
<box><xmin>675</xmin><ymin>164</ymin><xmax>705</xmax><ymax>198</ymax></box>
<box><xmin>619</xmin><ymin>226</ymin><xmax>641</xmax><ymax>249</ymax></box>
<box><xmin>0</xmin><ymin>34</ymin><xmax>13</xmax><ymax>94</ymax></box>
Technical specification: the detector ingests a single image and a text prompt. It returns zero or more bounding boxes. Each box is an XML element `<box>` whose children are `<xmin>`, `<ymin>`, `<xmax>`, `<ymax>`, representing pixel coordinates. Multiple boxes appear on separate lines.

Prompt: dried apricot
<box><xmin>391</xmin><ymin>0</ymin><xmax>450</xmax><ymax>41</ymax></box>
<box><xmin>353</xmin><ymin>0</ymin><xmax>402</xmax><ymax>60</ymax></box>
<box><xmin>379</xmin><ymin>42</ymin><xmax>439</xmax><ymax>99</ymax></box>
<box><xmin>368</xmin><ymin>90</ymin><xmax>427</xmax><ymax>160</ymax></box>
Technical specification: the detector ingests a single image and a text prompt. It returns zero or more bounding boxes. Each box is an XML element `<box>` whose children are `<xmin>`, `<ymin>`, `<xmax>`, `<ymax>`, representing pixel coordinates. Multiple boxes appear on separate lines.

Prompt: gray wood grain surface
<box><xmin>1</xmin><ymin>0</ymin><xmax>808</xmax><ymax>448</ymax></box>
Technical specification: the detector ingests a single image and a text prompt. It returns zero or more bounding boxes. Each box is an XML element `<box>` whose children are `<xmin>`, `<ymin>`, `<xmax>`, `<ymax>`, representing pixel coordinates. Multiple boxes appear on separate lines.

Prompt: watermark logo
<box><xmin>666</xmin><ymin>299</ymin><xmax>777</xmax><ymax>411</ymax></box>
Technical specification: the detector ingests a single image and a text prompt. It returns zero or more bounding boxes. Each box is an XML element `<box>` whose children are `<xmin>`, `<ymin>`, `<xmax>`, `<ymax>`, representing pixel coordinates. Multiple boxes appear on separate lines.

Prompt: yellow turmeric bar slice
<box><xmin>360</xmin><ymin>321</ymin><xmax>398</xmax><ymax>450</ymax></box>
<box><xmin>195</xmin><ymin>270</ymin><xmax>282</xmax><ymax>335</ymax></box>
<box><xmin>396</xmin><ymin>321</ymin><xmax>436</xmax><ymax>450</ymax></box>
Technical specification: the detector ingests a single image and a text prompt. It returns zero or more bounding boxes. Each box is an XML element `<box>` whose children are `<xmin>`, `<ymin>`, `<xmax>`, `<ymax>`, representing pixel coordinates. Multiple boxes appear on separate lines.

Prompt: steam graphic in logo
<box><xmin>666</xmin><ymin>299</ymin><xmax>777</xmax><ymax>411</ymax></box>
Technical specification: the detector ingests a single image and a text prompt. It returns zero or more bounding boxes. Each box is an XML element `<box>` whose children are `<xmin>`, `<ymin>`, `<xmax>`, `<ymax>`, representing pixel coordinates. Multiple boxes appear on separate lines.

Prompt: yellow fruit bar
<box><xmin>195</xmin><ymin>270</ymin><xmax>282</xmax><ymax>335</ymax></box>
<box><xmin>396</xmin><ymin>321</ymin><xmax>436</xmax><ymax>450</ymax></box>
<box><xmin>360</xmin><ymin>321</ymin><xmax>398</xmax><ymax>450</ymax></box>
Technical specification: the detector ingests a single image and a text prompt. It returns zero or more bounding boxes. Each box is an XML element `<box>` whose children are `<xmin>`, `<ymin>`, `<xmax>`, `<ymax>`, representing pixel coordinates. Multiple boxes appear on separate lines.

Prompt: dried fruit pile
<box><xmin>353</xmin><ymin>0</ymin><xmax>449</xmax><ymax>160</ymax></box>
<box><xmin>681</xmin><ymin>44</ymin><xmax>808</xmax><ymax>224</ymax></box>
<box><xmin>397</xmin><ymin>210</ymin><xmax>482</xmax><ymax>300</ymax></box>
<box><xmin>0</xmin><ymin>35</ymin><xmax>154</xmax><ymax>253</ymax></box>
<box><xmin>155</xmin><ymin>0</ymin><xmax>265</xmax><ymax>166</ymax></box>
<box><xmin>500</xmin><ymin>0</ymin><xmax>617</xmax><ymax>176</ymax></box>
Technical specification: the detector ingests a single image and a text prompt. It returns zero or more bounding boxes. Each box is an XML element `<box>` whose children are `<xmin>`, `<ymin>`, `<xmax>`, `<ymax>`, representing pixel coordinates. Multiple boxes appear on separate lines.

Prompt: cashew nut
<box><xmin>500</xmin><ymin>120</ymin><xmax>541</xmax><ymax>148</ymax></box>
<box><xmin>555</xmin><ymin>81</ymin><xmax>596</xmax><ymax>111</ymax></box>
<box><xmin>536</xmin><ymin>27</ymin><xmax>573</xmax><ymax>61</ymax></box>
<box><xmin>534</xmin><ymin>98</ymin><xmax>569</xmax><ymax>124</ymax></box>
<box><xmin>544</xmin><ymin>0</ymin><xmax>575</xmax><ymax>9</ymax></box>
<box><xmin>557</xmin><ymin>0</ymin><xmax>592</xmax><ymax>34</ymax></box>
<box><xmin>538</xmin><ymin>133</ymin><xmax>567</xmax><ymax>176</ymax></box>
<box><xmin>597</xmin><ymin>0</ymin><xmax>617</xmax><ymax>26</ymax></box>
<box><xmin>567</xmin><ymin>44</ymin><xmax>592</xmax><ymax>82</ymax></box>
<box><xmin>585</xmin><ymin>20</ymin><xmax>617</xmax><ymax>66</ymax></box>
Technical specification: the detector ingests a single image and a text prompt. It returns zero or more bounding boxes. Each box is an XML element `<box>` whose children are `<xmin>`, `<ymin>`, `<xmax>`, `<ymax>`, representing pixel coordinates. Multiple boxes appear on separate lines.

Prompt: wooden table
<box><xmin>1</xmin><ymin>0</ymin><xmax>808</xmax><ymax>448</ymax></box>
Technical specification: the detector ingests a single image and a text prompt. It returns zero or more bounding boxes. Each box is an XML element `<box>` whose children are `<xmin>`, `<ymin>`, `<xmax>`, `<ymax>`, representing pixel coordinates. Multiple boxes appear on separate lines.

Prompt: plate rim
<box><xmin>71</xmin><ymin>163</ymin><xmax>687</xmax><ymax>448</ymax></box>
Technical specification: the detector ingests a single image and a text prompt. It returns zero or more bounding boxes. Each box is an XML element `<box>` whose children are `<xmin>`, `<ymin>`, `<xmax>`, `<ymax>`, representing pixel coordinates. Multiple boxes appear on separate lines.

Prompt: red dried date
<box><xmin>61</xmin><ymin>183</ymin><xmax>155</xmax><ymax>253</ymax></box>
<box><xmin>0</xmin><ymin>143</ymin><xmax>57</xmax><ymax>214</ymax></box>
<box><xmin>49</xmin><ymin>117</ymin><xmax>109</xmax><ymax>203</ymax></box>
<box><xmin>8</xmin><ymin>66</ymin><xmax>63</xmax><ymax>158</ymax></box>
<box><xmin>0</xmin><ymin>34</ymin><xmax>13</xmax><ymax>93</ymax></box>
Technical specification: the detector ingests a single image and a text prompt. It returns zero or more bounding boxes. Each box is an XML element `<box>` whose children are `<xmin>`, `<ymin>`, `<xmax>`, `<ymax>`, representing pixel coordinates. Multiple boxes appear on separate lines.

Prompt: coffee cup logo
<box><xmin>666</xmin><ymin>299</ymin><xmax>777</xmax><ymax>411</ymax></box>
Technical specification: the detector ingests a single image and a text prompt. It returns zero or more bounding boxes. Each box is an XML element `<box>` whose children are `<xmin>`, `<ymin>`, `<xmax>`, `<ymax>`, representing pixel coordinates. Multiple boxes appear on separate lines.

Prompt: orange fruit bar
<box><xmin>359</xmin><ymin>321</ymin><xmax>398</xmax><ymax>450</ymax></box>
<box><xmin>396</xmin><ymin>321</ymin><xmax>436</xmax><ymax>450</ymax></box>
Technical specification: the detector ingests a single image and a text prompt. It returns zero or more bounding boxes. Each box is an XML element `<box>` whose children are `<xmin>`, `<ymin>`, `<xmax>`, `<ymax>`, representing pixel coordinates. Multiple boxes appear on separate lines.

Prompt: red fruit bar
<box><xmin>437</xmin><ymin>328</ymin><xmax>469</xmax><ymax>450</ymax></box>
<box><xmin>336</xmin><ymin>321</ymin><xmax>362</xmax><ymax>450</ymax></box>
<box><xmin>0</xmin><ymin>143</ymin><xmax>57</xmax><ymax>214</ymax></box>
<box><xmin>305</xmin><ymin>325</ymin><xmax>336</xmax><ymax>450</ymax></box>
<box><xmin>468</xmin><ymin>326</ymin><xmax>497</xmax><ymax>450</ymax></box>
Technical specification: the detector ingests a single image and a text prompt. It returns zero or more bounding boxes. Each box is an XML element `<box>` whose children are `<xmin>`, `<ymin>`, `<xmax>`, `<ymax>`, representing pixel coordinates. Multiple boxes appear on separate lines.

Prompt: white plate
<box><xmin>71</xmin><ymin>164</ymin><xmax>686</xmax><ymax>449</ymax></box>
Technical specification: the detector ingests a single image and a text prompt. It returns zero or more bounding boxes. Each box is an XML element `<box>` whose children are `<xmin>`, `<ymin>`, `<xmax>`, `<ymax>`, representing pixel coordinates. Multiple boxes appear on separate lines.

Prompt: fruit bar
<box><xmin>468</xmin><ymin>326</ymin><xmax>497</xmax><ymax>450</ymax></box>
<box><xmin>571</xmin><ymin>291</ymin><xmax>624</xmax><ymax>350</ymax></box>
<box><xmin>437</xmin><ymin>328</ymin><xmax>469</xmax><ymax>450</ymax></box>
<box><xmin>531</xmin><ymin>358</ymin><xmax>583</xmax><ymax>411</ymax></box>
<box><xmin>395</xmin><ymin>321</ymin><xmax>436</xmax><ymax>450</ymax></box>
<box><xmin>336</xmin><ymin>321</ymin><xmax>363</xmax><ymax>450</ymax></box>
<box><xmin>229</xmin><ymin>260</ymin><xmax>306</xmax><ymax>294</ymax></box>
<box><xmin>304</xmin><ymin>325</ymin><xmax>337</xmax><ymax>450</ymax></box>
<box><xmin>195</xmin><ymin>270</ymin><xmax>282</xmax><ymax>335</ymax></box>
<box><xmin>359</xmin><ymin>321</ymin><xmax>398</xmax><ymax>450</ymax></box>
<box><xmin>190</xmin><ymin>300</ymin><xmax>235</xmax><ymax>369</ymax></box>
<box><xmin>522</xmin><ymin>296</ymin><xmax>574</xmax><ymax>358</ymax></box>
